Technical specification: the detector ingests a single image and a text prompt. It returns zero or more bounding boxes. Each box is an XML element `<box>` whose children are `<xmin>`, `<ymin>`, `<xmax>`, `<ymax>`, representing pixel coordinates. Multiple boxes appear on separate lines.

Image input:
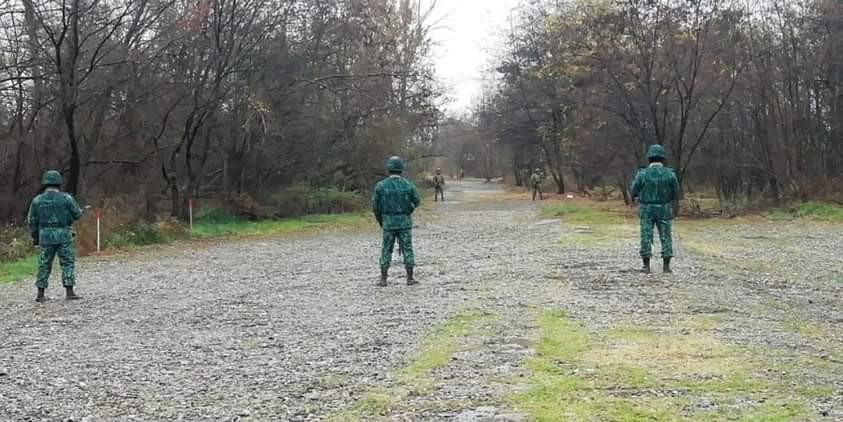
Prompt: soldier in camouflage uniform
<box><xmin>372</xmin><ymin>157</ymin><xmax>421</xmax><ymax>286</ymax></box>
<box><xmin>27</xmin><ymin>170</ymin><xmax>84</xmax><ymax>302</ymax></box>
<box><xmin>630</xmin><ymin>145</ymin><xmax>680</xmax><ymax>273</ymax></box>
<box><xmin>530</xmin><ymin>168</ymin><xmax>544</xmax><ymax>201</ymax></box>
<box><xmin>433</xmin><ymin>168</ymin><xmax>446</xmax><ymax>202</ymax></box>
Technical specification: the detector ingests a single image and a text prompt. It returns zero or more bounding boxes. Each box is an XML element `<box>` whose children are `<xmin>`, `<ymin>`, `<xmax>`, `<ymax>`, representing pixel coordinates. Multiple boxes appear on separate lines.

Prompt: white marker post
<box><xmin>188</xmin><ymin>196</ymin><xmax>194</xmax><ymax>233</ymax></box>
<box><xmin>96</xmin><ymin>208</ymin><xmax>102</xmax><ymax>252</ymax></box>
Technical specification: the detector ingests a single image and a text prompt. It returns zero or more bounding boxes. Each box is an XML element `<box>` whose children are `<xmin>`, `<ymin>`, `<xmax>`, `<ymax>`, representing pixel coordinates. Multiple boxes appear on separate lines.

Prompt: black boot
<box><xmin>406</xmin><ymin>267</ymin><xmax>417</xmax><ymax>286</ymax></box>
<box><xmin>663</xmin><ymin>257</ymin><xmax>672</xmax><ymax>273</ymax></box>
<box><xmin>378</xmin><ymin>268</ymin><xmax>388</xmax><ymax>287</ymax></box>
<box><xmin>639</xmin><ymin>257</ymin><xmax>651</xmax><ymax>274</ymax></box>
<box><xmin>35</xmin><ymin>288</ymin><xmax>46</xmax><ymax>303</ymax></box>
<box><xmin>65</xmin><ymin>286</ymin><xmax>81</xmax><ymax>300</ymax></box>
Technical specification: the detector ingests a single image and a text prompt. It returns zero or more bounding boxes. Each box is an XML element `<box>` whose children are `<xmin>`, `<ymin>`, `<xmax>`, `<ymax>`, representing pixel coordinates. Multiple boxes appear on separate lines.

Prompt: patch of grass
<box><xmin>533</xmin><ymin>309</ymin><xmax>589</xmax><ymax>362</ymax></box>
<box><xmin>192</xmin><ymin>211</ymin><xmax>366</xmax><ymax>239</ymax></box>
<box><xmin>324</xmin><ymin>390</ymin><xmax>396</xmax><ymax>421</ymax></box>
<box><xmin>767</xmin><ymin>201</ymin><xmax>843</xmax><ymax>222</ymax></box>
<box><xmin>512</xmin><ymin>312</ymin><xmax>816</xmax><ymax>421</ymax></box>
<box><xmin>737</xmin><ymin>402</ymin><xmax>807</xmax><ymax>421</ymax></box>
<box><xmin>542</xmin><ymin>203</ymin><xmax>625</xmax><ymax>226</ymax></box>
<box><xmin>326</xmin><ymin>308</ymin><xmax>492</xmax><ymax>420</ymax></box>
<box><xmin>785</xmin><ymin>319</ymin><xmax>830</xmax><ymax>342</ymax></box>
<box><xmin>544</xmin><ymin>203</ymin><xmax>636</xmax><ymax>247</ymax></box>
<box><xmin>402</xmin><ymin>309</ymin><xmax>492</xmax><ymax>387</ymax></box>
<box><xmin>0</xmin><ymin>255</ymin><xmax>37</xmax><ymax>284</ymax></box>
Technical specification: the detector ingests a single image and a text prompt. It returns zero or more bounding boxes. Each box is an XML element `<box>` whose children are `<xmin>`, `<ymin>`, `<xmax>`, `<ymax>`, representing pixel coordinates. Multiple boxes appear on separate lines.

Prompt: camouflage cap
<box><xmin>42</xmin><ymin>170</ymin><xmax>63</xmax><ymax>187</ymax></box>
<box><xmin>386</xmin><ymin>156</ymin><xmax>404</xmax><ymax>173</ymax></box>
<box><xmin>647</xmin><ymin>145</ymin><xmax>666</xmax><ymax>159</ymax></box>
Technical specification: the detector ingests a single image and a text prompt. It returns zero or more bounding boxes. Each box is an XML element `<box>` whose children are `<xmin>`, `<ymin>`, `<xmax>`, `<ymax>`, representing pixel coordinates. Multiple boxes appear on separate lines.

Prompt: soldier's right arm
<box><xmin>372</xmin><ymin>185</ymin><xmax>383</xmax><ymax>226</ymax></box>
<box><xmin>630</xmin><ymin>171</ymin><xmax>644</xmax><ymax>199</ymax></box>
<box><xmin>27</xmin><ymin>197</ymin><xmax>39</xmax><ymax>245</ymax></box>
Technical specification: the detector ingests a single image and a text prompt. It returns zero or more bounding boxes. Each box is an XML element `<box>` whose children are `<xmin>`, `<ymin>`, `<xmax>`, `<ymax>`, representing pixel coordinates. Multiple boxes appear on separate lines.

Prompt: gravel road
<box><xmin>1</xmin><ymin>180</ymin><xmax>840</xmax><ymax>421</ymax></box>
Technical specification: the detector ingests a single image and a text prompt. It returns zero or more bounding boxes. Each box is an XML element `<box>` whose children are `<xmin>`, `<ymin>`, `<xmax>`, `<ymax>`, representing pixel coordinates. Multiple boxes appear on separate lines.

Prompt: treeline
<box><xmin>0</xmin><ymin>0</ymin><xmax>441</xmax><ymax>223</ymax></box>
<box><xmin>478</xmin><ymin>0</ymin><xmax>843</xmax><ymax>204</ymax></box>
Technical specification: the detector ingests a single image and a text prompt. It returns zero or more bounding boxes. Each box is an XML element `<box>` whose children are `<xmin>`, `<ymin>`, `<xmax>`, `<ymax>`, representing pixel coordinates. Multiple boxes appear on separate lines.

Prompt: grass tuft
<box><xmin>542</xmin><ymin>203</ymin><xmax>625</xmax><ymax>226</ymax></box>
<box><xmin>512</xmin><ymin>311</ymin><xmax>814</xmax><ymax>421</ymax></box>
<box><xmin>767</xmin><ymin>201</ymin><xmax>843</xmax><ymax>222</ymax></box>
<box><xmin>0</xmin><ymin>255</ymin><xmax>37</xmax><ymax>284</ymax></box>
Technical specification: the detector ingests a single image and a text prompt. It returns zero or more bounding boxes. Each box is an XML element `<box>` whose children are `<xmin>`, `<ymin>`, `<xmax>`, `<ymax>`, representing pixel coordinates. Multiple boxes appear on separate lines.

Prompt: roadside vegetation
<box><xmin>0</xmin><ymin>188</ymin><xmax>370</xmax><ymax>284</ymax></box>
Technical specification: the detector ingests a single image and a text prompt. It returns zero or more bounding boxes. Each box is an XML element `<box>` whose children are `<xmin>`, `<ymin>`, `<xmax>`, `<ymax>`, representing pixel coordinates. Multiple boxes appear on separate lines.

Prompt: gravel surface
<box><xmin>0</xmin><ymin>180</ymin><xmax>559</xmax><ymax>421</ymax></box>
<box><xmin>1</xmin><ymin>180</ymin><xmax>841</xmax><ymax>421</ymax></box>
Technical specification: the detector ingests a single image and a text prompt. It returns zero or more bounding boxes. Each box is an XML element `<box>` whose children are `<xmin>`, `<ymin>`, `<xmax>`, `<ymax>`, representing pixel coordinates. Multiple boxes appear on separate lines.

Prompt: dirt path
<box><xmin>1</xmin><ymin>180</ymin><xmax>840</xmax><ymax>421</ymax></box>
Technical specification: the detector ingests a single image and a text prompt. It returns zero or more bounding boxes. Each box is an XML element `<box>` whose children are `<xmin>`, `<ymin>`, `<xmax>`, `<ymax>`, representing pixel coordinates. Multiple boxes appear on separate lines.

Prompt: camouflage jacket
<box><xmin>630</xmin><ymin>163</ymin><xmax>679</xmax><ymax>206</ymax></box>
<box><xmin>372</xmin><ymin>175</ymin><xmax>421</xmax><ymax>231</ymax></box>
<box><xmin>27</xmin><ymin>190</ymin><xmax>83</xmax><ymax>245</ymax></box>
<box><xmin>530</xmin><ymin>172</ymin><xmax>544</xmax><ymax>186</ymax></box>
<box><xmin>433</xmin><ymin>175</ymin><xmax>445</xmax><ymax>188</ymax></box>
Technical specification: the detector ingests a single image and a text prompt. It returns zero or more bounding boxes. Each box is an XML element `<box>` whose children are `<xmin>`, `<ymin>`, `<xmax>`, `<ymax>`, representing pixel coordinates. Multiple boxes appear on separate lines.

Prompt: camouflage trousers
<box><xmin>380</xmin><ymin>229</ymin><xmax>415</xmax><ymax>270</ymax></box>
<box><xmin>36</xmin><ymin>242</ymin><xmax>76</xmax><ymax>289</ymax></box>
<box><xmin>532</xmin><ymin>185</ymin><xmax>543</xmax><ymax>201</ymax></box>
<box><xmin>639</xmin><ymin>205</ymin><xmax>673</xmax><ymax>258</ymax></box>
<box><xmin>434</xmin><ymin>186</ymin><xmax>445</xmax><ymax>202</ymax></box>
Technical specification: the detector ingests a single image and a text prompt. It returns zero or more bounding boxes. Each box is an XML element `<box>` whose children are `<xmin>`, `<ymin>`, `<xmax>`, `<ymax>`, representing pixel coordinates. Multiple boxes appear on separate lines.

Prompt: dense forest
<box><xmin>475</xmin><ymin>0</ymin><xmax>843</xmax><ymax>205</ymax></box>
<box><xmin>0</xmin><ymin>0</ymin><xmax>441</xmax><ymax>223</ymax></box>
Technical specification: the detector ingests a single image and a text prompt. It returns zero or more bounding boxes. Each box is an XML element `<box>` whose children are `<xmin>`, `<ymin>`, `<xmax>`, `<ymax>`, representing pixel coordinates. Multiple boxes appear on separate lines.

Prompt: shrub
<box><xmin>0</xmin><ymin>225</ymin><xmax>35</xmax><ymax>262</ymax></box>
<box><xmin>104</xmin><ymin>217</ymin><xmax>188</xmax><ymax>249</ymax></box>
<box><xmin>267</xmin><ymin>186</ymin><xmax>366</xmax><ymax>217</ymax></box>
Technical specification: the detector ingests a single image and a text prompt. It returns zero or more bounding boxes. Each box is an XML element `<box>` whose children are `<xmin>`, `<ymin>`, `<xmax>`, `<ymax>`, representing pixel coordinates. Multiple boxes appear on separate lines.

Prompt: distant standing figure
<box><xmin>530</xmin><ymin>168</ymin><xmax>544</xmax><ymax>201</ymax></box>
<box><xmin>630</xmin><ymin>145</ymin><xmax>680</xmax><ymax>273</ymax></box>
<box><xmin>372</xmin><ymin>156</ymin><xmax>421</xmax><ymax>286</ymax></box>
<box><xmin>433</xmin><ymin>168</ymin><xmax>446</xmax><ymax>202</ymax></box>
<box><xmin>27</xmin><ymin>170</ymin><xmax>83</xmax><ymax>302</ymax></box>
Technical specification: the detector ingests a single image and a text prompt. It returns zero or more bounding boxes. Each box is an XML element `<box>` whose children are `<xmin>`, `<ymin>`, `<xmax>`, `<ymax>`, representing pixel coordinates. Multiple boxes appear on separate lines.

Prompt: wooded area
<box><xmin>0</xmin><ymin>0</ymin><xmax>441</xmax><ymax>223</ymax></box>
<box><xmin>476</xmin><ymin>0</ymin><xmax>843</xmax><ymax>205</ymax></box>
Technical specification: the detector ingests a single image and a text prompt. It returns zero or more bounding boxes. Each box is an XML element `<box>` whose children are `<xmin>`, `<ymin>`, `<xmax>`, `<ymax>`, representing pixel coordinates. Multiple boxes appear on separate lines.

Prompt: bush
<box><xmin>0</xmin><ymin>225</ymin><xmax>35</xmax><ymax>262</ymax></box>
<box><xmin>194</xmin><ymin>208</ymin><xmax>239</xmax><ymax>224</ymax></box>
<box><xmin>267</xmin><ymin>186</ymin><xmax>366</xmax><ymax>217</ymax></box>
<box><xmin>104</xmin><ymin>217</ymin><xmax>188</xmax><ymax>249</ymax></box>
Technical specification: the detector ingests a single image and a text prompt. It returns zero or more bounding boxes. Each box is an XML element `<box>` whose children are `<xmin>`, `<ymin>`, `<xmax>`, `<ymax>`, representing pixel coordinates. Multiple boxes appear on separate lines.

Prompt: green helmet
<box><xmin>386</xmin><ymin>156</ymin><xmax>404</xmax><ymax>173</ymax></box>
<box><xmin>42</xmin><ymin>170</ymin><xmax>63</xmax><ymax>187</ymax></box>
<box><xmin>647</xmin><ymin>144</ymin><xmax>666</xmax><ymax>160</ymax></box>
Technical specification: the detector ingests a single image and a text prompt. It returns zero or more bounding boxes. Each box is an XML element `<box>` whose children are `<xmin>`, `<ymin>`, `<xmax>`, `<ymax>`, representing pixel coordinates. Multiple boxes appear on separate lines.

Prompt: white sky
<box><xmin>423</xmin><ymin>0</ymin><xmax>519</xmax><ymax>115</ymax></box>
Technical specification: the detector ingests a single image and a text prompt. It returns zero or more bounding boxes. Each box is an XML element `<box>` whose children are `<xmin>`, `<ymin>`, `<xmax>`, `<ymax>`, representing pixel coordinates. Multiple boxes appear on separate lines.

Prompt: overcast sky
<box><xmin>423</xmin><ymin>0</ymin><xmax>519</xmax><ymax>115</ymax></box>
